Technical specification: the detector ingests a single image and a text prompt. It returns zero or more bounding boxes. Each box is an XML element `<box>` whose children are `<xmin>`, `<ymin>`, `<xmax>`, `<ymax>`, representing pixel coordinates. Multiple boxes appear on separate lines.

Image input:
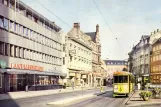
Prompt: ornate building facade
<box><xmin>85</xmin><ymin>24</ymin><xmax>102</xmax><ymax>87</ymax></box>
<box><xmin>65</xmin><ymin>23</ymin><xmax>93</xmax><ymax>87</ymax></box>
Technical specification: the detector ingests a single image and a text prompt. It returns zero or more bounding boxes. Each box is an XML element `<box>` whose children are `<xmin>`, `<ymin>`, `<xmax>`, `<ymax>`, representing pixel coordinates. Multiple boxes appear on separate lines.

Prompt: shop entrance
<box><xmin>10</xmin><ymin>74</ymin><xmax>26</xmax><ymax>91</ymax></box>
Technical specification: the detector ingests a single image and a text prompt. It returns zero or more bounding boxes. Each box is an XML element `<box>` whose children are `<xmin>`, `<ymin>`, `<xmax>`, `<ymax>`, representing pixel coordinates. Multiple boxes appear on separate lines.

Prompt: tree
<box><xmin>122</xmin><ymin>68</ymin><xmax>127</xmax><ymax>71</ymax></box>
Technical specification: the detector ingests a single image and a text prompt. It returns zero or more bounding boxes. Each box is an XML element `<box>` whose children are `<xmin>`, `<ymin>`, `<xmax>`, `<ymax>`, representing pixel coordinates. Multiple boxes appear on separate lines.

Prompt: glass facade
<box><xmin>9</xmin><ymin>74</ymin><xmax>60</xmax><ymax>92</ymax></box>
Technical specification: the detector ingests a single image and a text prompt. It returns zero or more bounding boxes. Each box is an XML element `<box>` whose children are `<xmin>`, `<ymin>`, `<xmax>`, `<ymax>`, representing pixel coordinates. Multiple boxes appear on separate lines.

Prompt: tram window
<box><xmin>114</xmin><ymin>76</ymin><xmax>128</xmax><ymax>83</ymax></box>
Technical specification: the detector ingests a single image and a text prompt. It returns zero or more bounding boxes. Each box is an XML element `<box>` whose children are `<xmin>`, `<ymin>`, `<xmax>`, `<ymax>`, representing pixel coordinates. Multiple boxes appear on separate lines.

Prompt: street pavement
<box><xmin>60</xmin><ymin>90</ymin><xmax>126</xmax><ymax>107</ymax></box>
<box><xmin>124</xmin><ymin>90</ymin><xmax>161</xmax><ymax>107</ymax></box>
<box><xmin>0</xmin><ymin>87</ymin><xmax>113</xmax><ymax>107</ymax></box>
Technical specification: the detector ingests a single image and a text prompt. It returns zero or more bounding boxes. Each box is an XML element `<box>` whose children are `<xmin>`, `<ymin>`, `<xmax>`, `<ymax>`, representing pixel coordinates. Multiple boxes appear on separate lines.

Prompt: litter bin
<box><xmin>25</xmin><ymin>85</ymin><xmax>28</xmax><ymax>92</ymax></box>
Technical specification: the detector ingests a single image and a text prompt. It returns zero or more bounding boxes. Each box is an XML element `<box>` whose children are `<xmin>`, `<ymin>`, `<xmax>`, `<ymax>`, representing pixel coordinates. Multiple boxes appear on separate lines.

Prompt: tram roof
<box><xmin>113</xmin><ymin>71</ymin><xmax>132</xmax><ymax>75</ymax></box>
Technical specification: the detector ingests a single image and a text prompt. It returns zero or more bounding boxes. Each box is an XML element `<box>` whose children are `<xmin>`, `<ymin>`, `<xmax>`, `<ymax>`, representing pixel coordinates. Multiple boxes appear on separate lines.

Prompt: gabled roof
<box><xmin>153</xmin><ymin>37</ymin><xmax>161</xmax><ymax>45</ymax></box>
<box><xmin>85</xmin><ymin>32</ymin><xmax>96</xmax><ymax>42</ymax></box>
<box><xmin>104</xmin><ymin>60</ymin><xmax>127</xmax><ymax>65</ymax></box>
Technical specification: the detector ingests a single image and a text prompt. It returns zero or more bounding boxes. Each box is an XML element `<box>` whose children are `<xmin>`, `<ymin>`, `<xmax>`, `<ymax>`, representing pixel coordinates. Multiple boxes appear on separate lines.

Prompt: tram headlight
<box><xmin>114</xmin><ymin>85</ymin><xmax>118</xmax><ymax>92</ymax></box>
<box><xmin>114</xmin><ymin>85</ymin><xmax>118</xmax><ymax>90</ymax></box>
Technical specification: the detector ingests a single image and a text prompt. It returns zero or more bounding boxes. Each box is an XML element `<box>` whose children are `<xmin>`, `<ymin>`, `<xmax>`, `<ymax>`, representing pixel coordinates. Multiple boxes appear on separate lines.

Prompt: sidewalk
<box><xmin>0</xmin><ymin>86</ymin><xmax>102</xmax><ymax>101</ymax></box>
<box><xmin>124</xmin><ymin>90</ymin><xmax>161</xmax><ymax>107</ymax></box>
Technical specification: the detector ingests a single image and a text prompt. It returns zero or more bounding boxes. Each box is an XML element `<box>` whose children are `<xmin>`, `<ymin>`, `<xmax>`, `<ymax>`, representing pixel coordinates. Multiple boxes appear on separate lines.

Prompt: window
<box><xmin>156</xmin><ymin>55</ymin><xmax>159</xmax><ymax>61</ymax></box>
<box><xmin>15</xmin><ymin>46</ymin><xmax>19</xmax><ymax>57</ymax></box>
<box><xmin>5</xmin><ymin>43</ymin><xmax>9</xmax><ymax>56</ymax></box>
<box><xmin>114</xmin><ymin>76</ymin><xmax>128</xmax><ymax>83</ymax></box>
<box><xmin>153</xmin><ymin>56</ymin><xmax>156</xmax><ymax>62</ymax></box>
<box><xmin>14</xmin><ymin>23</ymin><xmax>17</xmax><ymax>32</ymax></box>
<box><xmin>0</xmin><ymin>16</ymin><xmax>4</xmax><ymax>28</ymax></box>
<box><xmin>4</xmin><ymin>18</ymin><xmax>8</xmax><ymax>30</ymax></box>
<box><xmin>0</xmin><ymin>42</ymin><xmax>4</xmax><ymax>55</ymax></box>
<box><xmin>23</xmin><ymin>27</ymin><xmax>26</xmax><ymax>35</ymax></box>
<box><xmin>10</xmin><ymin>45</ymin><xmax>14</xmax><ymax>57</ymax></box>
<box><xmin>19</xmin><ymin>25</ymin><xmax>22</xmax><ymax>35</ymax></box>
<box><xmin>0</xmin><ymin>74</ymin><xmax>2</xmax><ymax>88</ymax></box>
<box><xmin>26</xmin><ymin>28</ymin><xmax>28</xmax><ymax>36</ymax></box>
<box><xmin>153</xmin><ymin>46</ymin><xmax>156</xmax><ymax>51</ymax></box>
<box><xmin>4</xmin><ymin>0</ymin><xmax>8</xmax><ymax>6</ymax></box>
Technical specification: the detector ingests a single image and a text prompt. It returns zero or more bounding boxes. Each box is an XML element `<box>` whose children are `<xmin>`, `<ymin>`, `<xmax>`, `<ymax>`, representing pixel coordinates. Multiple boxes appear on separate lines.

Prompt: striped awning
<box><xmin>0</xmin><ymin>69</ymin><xmax>67</xmax><ymax>77</ymax></box>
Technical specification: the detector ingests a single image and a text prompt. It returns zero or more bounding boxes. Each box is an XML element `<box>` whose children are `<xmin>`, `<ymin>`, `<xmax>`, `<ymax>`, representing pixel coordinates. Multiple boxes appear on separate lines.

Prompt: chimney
<box><xmin>157</xmin><ymin>29</ymin><xmax>159</xmax><ymax>32</ymax></box>
<box><xmin>73</xmin><ymin>23</ymin><xmax>80</xmax><ymax>29</ymax></box>
<box><xmin>154</xmin><ymin>30</ymin><xmax>156</xmax><ymax>34</ymax></box>
<box><xmin>96</xmin><ymin>24</ymin><xmax>99</xmax><ymax>32</ymax></box>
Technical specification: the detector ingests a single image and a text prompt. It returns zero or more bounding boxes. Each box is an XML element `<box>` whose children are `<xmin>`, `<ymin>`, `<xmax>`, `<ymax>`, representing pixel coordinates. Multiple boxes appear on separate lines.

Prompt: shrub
<box><xmin>139</xmin><ymin>91</ymin><xmax>152</xmax><ymax>101</ymax></box>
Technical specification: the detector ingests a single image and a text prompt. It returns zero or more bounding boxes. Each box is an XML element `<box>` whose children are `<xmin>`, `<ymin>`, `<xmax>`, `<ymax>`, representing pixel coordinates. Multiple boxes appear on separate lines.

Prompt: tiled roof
<box><xmin>104</xmin><ymin>60</ymin><xmax>127</xmax><ymax>65</ymax></box>
<box><xmin>85</xmin><ymin>32</ymin><xmax>96</xmax><ymax>42</ymax></box>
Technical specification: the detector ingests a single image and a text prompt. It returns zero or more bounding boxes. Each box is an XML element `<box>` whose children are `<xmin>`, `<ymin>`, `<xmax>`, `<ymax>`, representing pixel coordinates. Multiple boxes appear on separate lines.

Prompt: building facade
<box><xmin>149</xmin><ymin>29</ymin><xmax>161</xmax><ymax>86</ymax></box>
<box><xmin>150</xmin><ymin>37</ymin><xmax>161</xmax><ymax>85</ymax></box>
<box><xmin>85</xmin><ymin>24</ymin><xmax>102</xmax><ymax>87</ymax></box>
<box><xmin>65</xmin><ymin>23</ymin><xmax>93</xmax><ymax>87</ymax></box>
<box><xmin>0</xmin><ymin>0</ymin><xmax>66</xmax><ymax>93</ymax></box>
<box><xmin>128</xmin><ymin>35</ymin><xmax>150</xmax><ymax>85</ymax></box>
<box><xmin>104</xmin><ymin>60</ymin><xmax>127</xmax><ymax>79</ymax></box>
<box><xmin>100</xmin><ymin>60</ymin><xmax>108</xmax><ymax>86</ymax></box>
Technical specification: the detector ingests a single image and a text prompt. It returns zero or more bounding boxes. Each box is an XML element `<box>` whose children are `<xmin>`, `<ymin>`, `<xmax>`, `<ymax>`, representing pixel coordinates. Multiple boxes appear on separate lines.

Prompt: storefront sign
<box><xmin>0</xmin><ymin>60</ymin><xmax>7</xmax><ymax>68</ymax></box>
<box><xmin>10</xmin><ymin>63</ymin><xmax>44</xmax><ymax>71</ymax></box>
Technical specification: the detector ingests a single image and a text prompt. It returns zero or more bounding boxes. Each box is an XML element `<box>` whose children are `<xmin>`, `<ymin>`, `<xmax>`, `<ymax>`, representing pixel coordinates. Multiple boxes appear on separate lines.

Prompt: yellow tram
<box><xmin>113</xmin><ymin>71</ymin><xmax>134</xmax><ymax>97</ymax></box>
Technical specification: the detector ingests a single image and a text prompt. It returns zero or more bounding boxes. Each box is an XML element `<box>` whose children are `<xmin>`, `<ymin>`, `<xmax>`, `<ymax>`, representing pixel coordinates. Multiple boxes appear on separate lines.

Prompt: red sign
<box><xmin>10</xmin><ymin>63</ymin><xmax>44</xmax><ymax>71</ymax></box>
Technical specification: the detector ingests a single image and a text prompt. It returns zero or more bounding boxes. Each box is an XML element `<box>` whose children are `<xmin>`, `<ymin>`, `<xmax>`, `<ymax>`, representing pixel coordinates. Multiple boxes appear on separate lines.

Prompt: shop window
<box><xmin>0</xmin><ymin>41</ymin><xmax>4</xmax><ymax>55</ymax></box>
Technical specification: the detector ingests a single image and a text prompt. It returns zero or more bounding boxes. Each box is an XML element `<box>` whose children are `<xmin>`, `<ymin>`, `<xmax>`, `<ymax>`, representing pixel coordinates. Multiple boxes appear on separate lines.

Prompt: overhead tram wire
<box><xmin>34</xmin><ymin>0</ymin><xmax>71</xmax><ymax>28</ymax></box>
<box><xmin>34</xmin><ymin>0</ymin><xmax>94</xmax><ymax>41</ymax></box>
<box><xmin>92</xmin><ymin>0</ymin><xmax>122</xmax><ymax>47</ymax></box>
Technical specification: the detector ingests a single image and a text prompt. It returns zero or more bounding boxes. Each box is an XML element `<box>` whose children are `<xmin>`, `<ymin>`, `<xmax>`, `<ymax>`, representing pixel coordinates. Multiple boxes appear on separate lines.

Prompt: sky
<box><xmin>21</xmin><ymin>0</ymin><xmax>161</xmax><ymax>60</ymax></box>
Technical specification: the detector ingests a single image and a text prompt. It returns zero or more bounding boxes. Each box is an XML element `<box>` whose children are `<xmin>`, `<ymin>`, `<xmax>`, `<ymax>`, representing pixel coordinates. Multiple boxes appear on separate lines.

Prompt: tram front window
<box><xmin>114</xmin><ymin>76</ymin><xmax>128</xmax><ymax>83</ymax></box>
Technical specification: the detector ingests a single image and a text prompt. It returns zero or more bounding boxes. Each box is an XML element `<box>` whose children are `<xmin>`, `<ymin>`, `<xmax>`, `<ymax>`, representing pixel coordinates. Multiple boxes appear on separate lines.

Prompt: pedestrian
<box><xmin>137</xmin><ymin>82</ymin><xmax>141</xmax><ymax>90</ymax></box>
<box><xmin>71</xmin><ymin>82</ymin><xmax>74</xmax><ymax>90</ymax></box>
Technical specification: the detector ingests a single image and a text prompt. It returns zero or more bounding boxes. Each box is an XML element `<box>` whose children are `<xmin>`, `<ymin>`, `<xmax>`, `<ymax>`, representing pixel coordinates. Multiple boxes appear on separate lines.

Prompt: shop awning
<box><xmin>0</xmin><ymin>69</ymin><xmax>67</xmax><ymax>77</ymax></box>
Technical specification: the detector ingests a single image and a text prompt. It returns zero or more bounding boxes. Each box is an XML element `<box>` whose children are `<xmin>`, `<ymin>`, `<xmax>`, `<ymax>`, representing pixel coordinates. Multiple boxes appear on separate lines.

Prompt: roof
<box><xmin>85</xmin><ymin>32</ymin><xmax>96</xmax><ymax>42</ymax></box>
<box><xmin>104</xmin><ymin>60</ymin><xmax>127</xmax><ymax>65</ymax></box>
<box><xmin>18</xmin><ymin>0</ymin><xmax>61</xmax><ymax>32</ymax></box>
<box><xmin>153</xmin><ymin>37</ymin><xmax>161</xmax><ymax>45</ymax></box>
<box><xmin>142</xmin><ymin>35</ymin><xmax>150</xmax><ymax>39</ymax></box>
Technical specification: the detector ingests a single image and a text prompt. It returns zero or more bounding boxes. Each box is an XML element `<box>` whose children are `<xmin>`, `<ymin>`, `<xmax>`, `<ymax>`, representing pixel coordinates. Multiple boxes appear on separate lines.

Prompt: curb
<box><xmin>126</xmin><ymin>102</ymin><xmax>161</xmax><ymax>107</ymax></box>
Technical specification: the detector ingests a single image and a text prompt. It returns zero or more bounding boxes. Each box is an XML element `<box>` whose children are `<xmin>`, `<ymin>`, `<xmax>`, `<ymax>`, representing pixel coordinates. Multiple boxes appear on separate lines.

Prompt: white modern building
<box><xmin>0</xmin><ymin>0</ymin><xmax>66</xmax><ymax>93</ymax></box>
